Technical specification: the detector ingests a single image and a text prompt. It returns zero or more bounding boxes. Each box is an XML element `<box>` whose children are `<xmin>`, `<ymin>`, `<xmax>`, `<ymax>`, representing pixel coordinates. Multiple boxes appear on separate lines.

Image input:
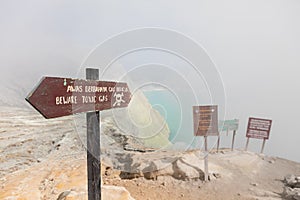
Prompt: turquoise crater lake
<box><xmin>143</xmin><ymin>90</ymin><xmax>181</xmax><ymax>142</ymax></box>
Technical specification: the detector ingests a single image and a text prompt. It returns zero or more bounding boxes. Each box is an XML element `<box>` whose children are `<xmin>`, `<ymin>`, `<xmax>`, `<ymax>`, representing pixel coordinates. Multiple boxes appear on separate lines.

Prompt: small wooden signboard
<box><xmin>26</xmin><ymin>68</ymin><xmax>132</xmax><ymax>200</ymax></box>
<box><xmin>245</xmin><ymin>117</ymin><xmax>272</xmax><ymax>154</ymax></box>
<box><xmin>218</xmin><ymin>119</ymin><xmax>239</xmax><ymax>151</ymax></box>
<box><xmin>193</xmin><ymin>105</ymin><xmax>218</xmax><ymax>181</ymax></box>
<box><xmin>193</xmin><ymin>105</ymin><xmax>219</xmax><ymax>137</ymax></box>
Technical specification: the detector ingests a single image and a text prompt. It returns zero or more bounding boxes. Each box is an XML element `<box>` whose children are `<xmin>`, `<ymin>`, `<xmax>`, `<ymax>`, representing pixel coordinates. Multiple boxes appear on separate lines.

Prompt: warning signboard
<box><xmin>193</xmin><ymin>105</ymin><xmax>218</xmax><ymax>136</ymax></box>
<box><xmin>246</xmin><ymin>117</ymin><xmax>272</xmax><ymax>140</ymax></box>
<box><xmin>26</xmin><ymin>77</ymin><xmax>131</xmax><ymax>119</ymax></box>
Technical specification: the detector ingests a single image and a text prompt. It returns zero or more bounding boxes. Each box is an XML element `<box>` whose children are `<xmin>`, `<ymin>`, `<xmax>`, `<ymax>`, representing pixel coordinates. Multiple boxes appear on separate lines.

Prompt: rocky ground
<box><xmin>283</xmin><ymin>175</ymin><xmax>300</xmax><ymax>200</ymax></box>
<box><xmin>1</xmin><ymin>106</ymin><xmax>300</xmax><ymax>200</ymax></box>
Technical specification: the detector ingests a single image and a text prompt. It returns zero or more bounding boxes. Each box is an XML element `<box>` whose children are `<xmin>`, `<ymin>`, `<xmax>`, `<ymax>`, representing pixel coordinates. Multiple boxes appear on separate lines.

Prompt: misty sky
<box><xmin>0</xmin><ymin>0</ymin><xmax>299</xmax><ymax>162</ymax></box>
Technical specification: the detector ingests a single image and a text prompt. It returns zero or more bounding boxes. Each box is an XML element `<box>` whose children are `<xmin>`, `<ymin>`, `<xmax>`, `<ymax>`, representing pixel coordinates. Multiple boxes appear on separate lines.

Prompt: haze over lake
<box><xmin>0</xmin><ymin>0</ymin><xmax>299</xmax><ymax>162</ymax></box>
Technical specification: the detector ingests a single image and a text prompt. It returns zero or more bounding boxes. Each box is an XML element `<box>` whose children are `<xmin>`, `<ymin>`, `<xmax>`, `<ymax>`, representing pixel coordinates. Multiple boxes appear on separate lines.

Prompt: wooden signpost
<box><xmin>218</xmin><ymin>119</ymin><xmax>239</xmax><ymax>151</ymax></box>
<box><xmin>193</xmin><ymin>105</ymin><xmax>218</xmax><ymax>181</ymax></box>
<box><xmin>26</xmin><ymin>68</ymin><xmax>131</xmax><ymax>200</ymax></box>
<box><xmin>245</xmin><ymin>117</ymin><xmax>272</xmax><ymax>154</ymax></box>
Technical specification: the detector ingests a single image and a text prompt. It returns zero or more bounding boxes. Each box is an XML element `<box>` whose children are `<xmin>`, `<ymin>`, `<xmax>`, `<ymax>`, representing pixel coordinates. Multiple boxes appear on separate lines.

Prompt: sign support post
<box><xmin>86</xmin><ymin>68</ymin><xmax>101</xmax><ymax>200</ymax></box>
<box><xmin>231</xmin><ymin>130</ymin><xmax>236</xmax><ymax>151</ymax></box>
<box><xmin>260</xmin><ymin>139</ymin><xmax>266</xmax><ymax>154</ymax></box>
<box><xmin>245</xmin><ymin>137</ymin><xmax>250</xmax><ymax>151</ymax></box>
<box><xmin>204</xmin><ymin>136</ymin><xmax>209</xmax><ymax>181</ymax></box>
<box><xmin>216</xmin><ymin>135</ymin><xmax>220</xmax><ymax>153</ymax></box>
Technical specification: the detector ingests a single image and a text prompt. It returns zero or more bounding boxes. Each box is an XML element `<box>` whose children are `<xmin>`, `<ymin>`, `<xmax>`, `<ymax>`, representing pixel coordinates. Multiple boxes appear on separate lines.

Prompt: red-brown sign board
<box><xmin>193</xmin><ymin>105</ymin><xmax>219</xmax><ymax>136</ymax></box>
<box><xmin>246</xmin><ymin>117</ymin><xmax>272</xmax><ymax>140</ymax></box>
<box><xmin>26</xmin><ymin>77</ymin><xmax>131</xmax><ymax>119</ymax></box>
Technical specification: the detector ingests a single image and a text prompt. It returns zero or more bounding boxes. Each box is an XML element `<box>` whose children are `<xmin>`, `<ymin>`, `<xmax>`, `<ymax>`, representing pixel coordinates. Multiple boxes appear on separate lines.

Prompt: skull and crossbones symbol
<box><xmin>113</xmin><ymin>92</ymin><xmax>125</xmax><ymax>107</ymax></box>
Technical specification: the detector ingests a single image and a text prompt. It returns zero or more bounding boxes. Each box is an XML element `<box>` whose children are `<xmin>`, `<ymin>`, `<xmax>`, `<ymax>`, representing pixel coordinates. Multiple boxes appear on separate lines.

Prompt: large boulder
<box><xmin>283</xmin><ymin>187</ymin><xmax>300</xmax><ymax>200</ymax></box>
<box><xmin>285</xmin><ymin>175</ymin><xmax>300</xmax><ymax>188</ymax></box>
<box><xmin>283</xmin><ymin>175</ymin><xmax>300</xmax><ymax>200</ymax></box>
<box><xmin>117</xmin><ymin>151</ymin><xmax>210</xmax><ymax>181</ymax></box>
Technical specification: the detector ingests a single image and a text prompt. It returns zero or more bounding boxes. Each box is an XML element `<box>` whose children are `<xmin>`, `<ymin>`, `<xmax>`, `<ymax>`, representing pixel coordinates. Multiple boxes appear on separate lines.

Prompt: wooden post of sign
<box><xmin>260</xmin><ymin>139</ymin><xmax>266</xmax><ymax>154</ymax></box>
<box><xmin>231</xmin><ymin>130</ymin><xmax>236</xmax><ymax>151</ymax></box>
<box><xmin>245</xmin><ymin>137</ymin><xmax>250</xmax><ymax>151</ymax></box>
<box><xmin>216</xmin><ymin>135</ymin><xmax>220</xmax><ymax>153</ymax></box>
<box><xmin>86</xmin><ymin>68</ymin><xmax>101</xmax><ymax>200</ymax></box>
<box><xmin>204</xmin><ymin>136</ymin><xmax>209</xmax><ymax>181</ymax></box>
